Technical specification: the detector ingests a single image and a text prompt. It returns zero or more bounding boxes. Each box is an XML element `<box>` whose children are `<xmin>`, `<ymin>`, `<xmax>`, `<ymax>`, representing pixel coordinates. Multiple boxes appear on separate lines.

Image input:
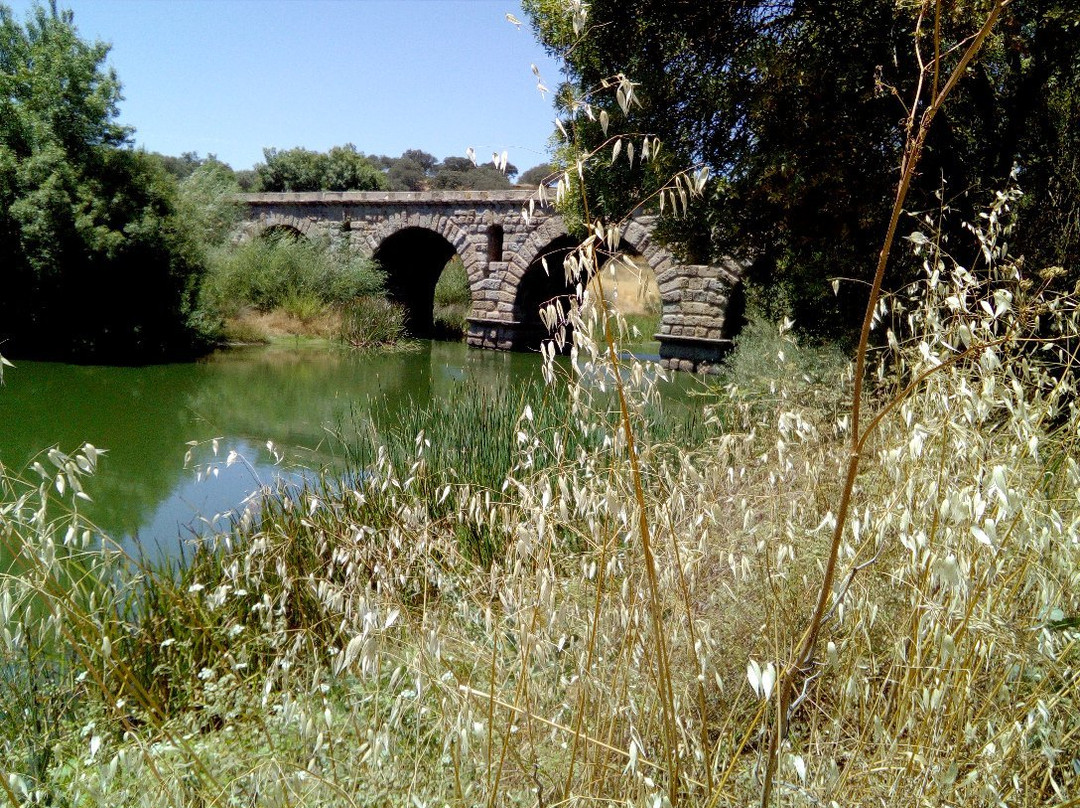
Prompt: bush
<box><xmin>338</xmin><ymin>295</ymin><xmax>408</xmax><ymax>349</ymax></box>
<box><xmin>203</xmin><ymin>235</ymin><xmax>386</xmax><ymax>318</ymax></box>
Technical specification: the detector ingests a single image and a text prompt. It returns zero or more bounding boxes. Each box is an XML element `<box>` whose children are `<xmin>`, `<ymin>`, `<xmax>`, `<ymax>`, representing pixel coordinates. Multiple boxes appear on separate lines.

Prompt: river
<box><xmin>0</xmin><ymin>341</ymin><xmax>691</xmax><ymax>555</ymax></box>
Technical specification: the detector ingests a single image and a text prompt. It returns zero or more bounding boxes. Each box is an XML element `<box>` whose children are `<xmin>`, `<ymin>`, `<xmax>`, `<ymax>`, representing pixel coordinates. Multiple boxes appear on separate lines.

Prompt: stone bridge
<box><xmin>238</xmin><ymin>190</ymin><xmax>742</xmax><ymax>372</ymax></box>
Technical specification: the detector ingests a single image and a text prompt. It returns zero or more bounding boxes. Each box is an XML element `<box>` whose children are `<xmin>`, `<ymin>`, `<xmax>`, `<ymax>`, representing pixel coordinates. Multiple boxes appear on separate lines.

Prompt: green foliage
<box><xmin>433</xmin><ymin>257</ymin><xmax>470</xmax><ymax>309</ymax></box>
<box><xmin>517</xmin><ymin>162</ymin><xmax>556</xmax><ymax>187</ymax></box>
<box><xmin>432</xmin><ymin>255</ymin><xmax>471</xmax><ymax>338</ymax></box>
<box><xmin>174</xmin><ymin>158</ymin><xmax>243</xmax><ymax>249</ymax></box>
<box><xmin>378</xmin><ymin>149</ymin><xmax>519</xmax><ymax>191</ymax></box>
<box><xmin>337</xmin><ymin>295</ymin><xmax>407</xmax><ymax>349</ymax></box>
<box><xmin>0</xmin><ymin>2</ymin><xmax>211</xmax><ymax>361</ymax></box>
<box><xmin>384</xmin><ymin>148</ymin><xmax>437</xmax><ymax>190</ymax></box>
<box><xmin>204</xmin><ymin>235</ymin><xmax>385</xmax><ymax>317</ymax></box>
<box><xmin>430</xmin><ymin>154</ymin><xmax>518</xmax><ymax>190</ymax></box>
<box><xmin>253</xmin><ymin>143</ymin><xmax>386</xmax><ymax>192</ymax></box>
<box><xmin>149</xmin><ymin>149</ymin><xmax>209</xmax><ymax>181</ymax></box>
<box><xmin>524</xmin><ymin>0</ymin><xmax>1080</xmax><ymax>342</ymax></box>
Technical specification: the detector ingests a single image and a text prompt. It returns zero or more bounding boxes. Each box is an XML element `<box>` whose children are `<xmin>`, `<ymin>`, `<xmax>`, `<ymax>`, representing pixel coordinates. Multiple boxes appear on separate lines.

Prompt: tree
<box><xmin>325</xmin><ymin>143</ymin><xmax>385</xmax><ymax>191</ymax></box>
<box><xmin>0</xmin><ymin>2</ymin><xmax>211</xmax><ymax>360</ymax></box>
<box><xmin>517</xmin><ymin>162</ymin><xmax>556</xmax><ymax>187</ymax></box>
<box><xmin>524</xmin><ymin>0</ymin><xmax>1080</xmax><ymax>342</ymax></box>
<box><xmin>385</xmin><ymin>149</ymin><xmax>436</xmax><ymax>191</ymax></box>
<box><xmin>151</xmin><ymin>150</ymin><xmax>205</xmax><ymax>180</ymax></box>
<box><xmin>253</xmin><ymin>147</ymin><xmax>326</xmax><ymax>192</ymax></box>
<box><xmin>431</xmin><ymin>155</ymin><xmax>517</xmax><ymax>190</ymax></box>
<box><xmin>175</xmin><ymin>157</ymin><xmax>243</xmax><ymax>249</ymax></box>
<box><xmin>252</xmin><ymin>145</ymin><xmax>386</xmax><ymax>192</ymax></box>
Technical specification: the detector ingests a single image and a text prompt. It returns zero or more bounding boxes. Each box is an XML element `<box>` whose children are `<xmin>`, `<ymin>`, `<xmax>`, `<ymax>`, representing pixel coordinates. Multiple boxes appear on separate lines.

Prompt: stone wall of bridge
<box><xmin>239</xmin><ymin>191</ymin><xmax>741</xmax><ymax>373</ymax></box>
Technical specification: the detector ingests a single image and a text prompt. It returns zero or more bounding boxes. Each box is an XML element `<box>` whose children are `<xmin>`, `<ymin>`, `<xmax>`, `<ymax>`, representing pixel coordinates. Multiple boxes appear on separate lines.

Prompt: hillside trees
<box><xmin>253</xmin><ymin>143</ymin><xmax>387</xmax><ymax>192</ymax></box>
<box><xmin>254</xmin><ymin>146</ymin><xmax>529</xmax><ymax>192</ymax></box>
<box><xmin>517</xmin><ymin>162</ymin><xmax>555</xmax><ymax>186</ymax></box>
<box><xmin>429</xmin><ymin>155</ymin><xmax>519</xmax><ymax>190</ymax></box>
<box><xmin>0</xmin><ymin>2</ymin><xmax>211</xmax><ymax>360</ymax></box>
<box><xmin>524</xmin><ymin>0</ymin><xmax>1080</xmax><ymax>341</ymax></box>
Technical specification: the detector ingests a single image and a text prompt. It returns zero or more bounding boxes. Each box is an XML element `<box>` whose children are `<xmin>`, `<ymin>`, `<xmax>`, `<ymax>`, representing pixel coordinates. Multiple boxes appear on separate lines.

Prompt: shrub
<box><xmin>203</xmin><ymin>235</ymin><xmax>386</xmax><ymax>318</ymax></box>
<box><xmin>338</xmin><ymin>295</ymin><xmax>408</xmax><ymax>349</ymax></box>
<box><xmin>432</xmin><ymin>256</ymin><xmax>472</xmax><ymax>339</ymax></box>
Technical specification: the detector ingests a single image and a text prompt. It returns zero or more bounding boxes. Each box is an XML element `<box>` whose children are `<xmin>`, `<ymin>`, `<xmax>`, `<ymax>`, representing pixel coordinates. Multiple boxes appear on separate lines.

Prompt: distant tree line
<box><xmin>244</xmin><ymin>145</ymin><xmax>554</xmax><ymax>193</ymax></box>
<box><xmin>152</xmin><ymin>149</ymin><xmax>555</xmax><ymax>194</ymax></box>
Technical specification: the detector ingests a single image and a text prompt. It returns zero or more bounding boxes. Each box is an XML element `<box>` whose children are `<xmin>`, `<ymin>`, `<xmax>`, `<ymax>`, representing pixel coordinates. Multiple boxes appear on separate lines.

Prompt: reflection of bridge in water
<box><xmin>239</xmin><ymin>190</ymin><xmax>743</xmax><ymax>373</ymax></box>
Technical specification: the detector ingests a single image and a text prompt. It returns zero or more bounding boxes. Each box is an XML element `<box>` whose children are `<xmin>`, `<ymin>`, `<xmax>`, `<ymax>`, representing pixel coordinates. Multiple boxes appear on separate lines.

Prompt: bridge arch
<box><xmin>369</xmin><ymin>212</ymin><xmax>483</xmax><ymax>285</ymax></box>
<box><xmin>238</xmin><ymin>192</ymin><xmax>738</xmax><ymax>372</ymax></box>
<box><xmin>501</xmin><ymin>216</ymin><xmax>681</xmax><ymax>352</ymax></box>
<box><xmin>511</xmin><ymin>233</ymin><xmax>581</xmax><ymax>351</ymax></box>
<box><xmin>370</xmin><ymin>212</ymin><xmax>484</xmax><ymax>338</ymax></box>
<box><xmin>260</xmin><ymin>223</ymin><xmax>305</xmax><ymax>241</ymax></box>
<box><xmin>247</xmin><ymin>213</ymin><xmax>316</xmax><ymax>240</ymax></box>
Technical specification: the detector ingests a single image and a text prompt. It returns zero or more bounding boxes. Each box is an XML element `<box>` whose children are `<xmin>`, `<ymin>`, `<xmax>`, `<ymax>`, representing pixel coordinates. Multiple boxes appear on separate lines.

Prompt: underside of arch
<box><xmin>251</xmin><ymin>213</ymin><xmax>314</xmax><ymax>241</ymax></box>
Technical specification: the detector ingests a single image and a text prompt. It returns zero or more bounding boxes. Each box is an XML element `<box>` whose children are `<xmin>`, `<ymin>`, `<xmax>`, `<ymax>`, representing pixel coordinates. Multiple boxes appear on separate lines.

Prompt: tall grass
<box><xmin>3</xmin><ymin>5</ymin><xmax>1077</xmax><ymax>805</ymax></box>
<box><xmin>1</xmin><ymin>185</ymin><xmax>1078</xmax><ymax>805</ymax></box>
<box><xmin>337</xmin><ymin>295</ymin><xmax>408</xmax><ymax>350</ymax></box>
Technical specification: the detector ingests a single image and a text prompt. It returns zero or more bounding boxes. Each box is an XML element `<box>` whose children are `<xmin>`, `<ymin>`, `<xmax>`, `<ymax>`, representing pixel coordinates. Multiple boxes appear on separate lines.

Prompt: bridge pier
<box><xmin>653</xmin><ymin>261</ymin><xmax>743</xmax><ymax>374</ymax></box>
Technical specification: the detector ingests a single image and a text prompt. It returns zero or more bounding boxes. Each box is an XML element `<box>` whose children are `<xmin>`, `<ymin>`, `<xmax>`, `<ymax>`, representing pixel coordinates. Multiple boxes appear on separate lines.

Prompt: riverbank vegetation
<box><xmin>0</xmin><ymin>3</ymin><xmax>552</xmax><ymax>364</ymax></box>
<box><xmin>2</xmin><ymin>187</ymin><xmax>1078</xmax><ymax>802</ymax></box>
<box><xmin>0</xmin><ymin>4</ymin><xmax>214</xmax><ymax>362</ymax></box>
<box><xmin>431</xmin><ymin>256</ymin><xmax>472</xmax><ymax>339</ymax></box>
<box><xmin>201</xmin><ymin>234</ymin><xmax>390</xmax><ymax>344</ymax></box>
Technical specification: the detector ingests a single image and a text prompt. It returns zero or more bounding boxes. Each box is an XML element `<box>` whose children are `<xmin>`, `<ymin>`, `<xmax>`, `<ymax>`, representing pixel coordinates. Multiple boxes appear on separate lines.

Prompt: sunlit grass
<box><xmin>2</xmin><ymin>191</ymin><xmax>1078</xmax><ymax>807</ymax></box>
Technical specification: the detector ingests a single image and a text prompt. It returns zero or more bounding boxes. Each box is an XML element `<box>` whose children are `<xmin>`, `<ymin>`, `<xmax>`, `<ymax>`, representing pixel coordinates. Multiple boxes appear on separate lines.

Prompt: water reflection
<box><xmin>1</xmin><ymin>341</ymin><xmax>700</xmax><ymax>553</ymax></box>
<box><xmin>0</xmin><ymin>342</ymin><xmax>547</xmax><ymax>548</ymax></box>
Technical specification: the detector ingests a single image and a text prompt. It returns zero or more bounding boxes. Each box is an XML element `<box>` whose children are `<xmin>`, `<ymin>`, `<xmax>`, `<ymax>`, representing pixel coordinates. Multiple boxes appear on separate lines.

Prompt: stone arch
<box><xmin>509</xmin><ymin>233</ymin><xmax>582</xmax><ymax>352</ymax></box>
<box><xmin>504</xmin><ymin>213</ymin><xmax>681</xmax><ymax>350</ymax></box>
<box><xmin>619</xmin><ymin>214</ymin><xmax>677</xmax><ymax>279</ymax></box>
<box><xmin>369</xmin><ymin>212</ymin><xmax>483</xmax><ymax>289</ymax></box>
<box><xmin>371</xmin><ymin>218</ymin><xmax>476</xmax><ymax>338</ymax></box>
<box><xmin>248</xmin><ymin>213</ymin><xmax>316</xmax><ymax>241</ymax></box>
<box><xmin>260</xmin><ymin>223</ymin><xmax>305</xmax><ymax>241</ymax></box>
<box><xmin>507</xmin><ymin>215</ymin><xmax>571</xmax><ymax>287</ymax></box>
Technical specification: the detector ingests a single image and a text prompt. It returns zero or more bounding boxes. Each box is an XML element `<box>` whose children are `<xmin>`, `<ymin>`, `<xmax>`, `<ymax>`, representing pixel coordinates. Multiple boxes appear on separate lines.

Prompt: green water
<box><xmin>0</xmin><ymin>341</ymin><xmax>697</xmax><ymax>553</ymax></box>
<box><xmin>0</xmin><ymin>341</ymin><xmax>544</xmax><ymax>548</ymax></box>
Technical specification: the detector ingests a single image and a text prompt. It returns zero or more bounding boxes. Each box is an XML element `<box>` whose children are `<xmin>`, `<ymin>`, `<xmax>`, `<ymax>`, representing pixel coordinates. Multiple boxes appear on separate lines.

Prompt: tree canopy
<box><xmin>253</xmin><ymin>144</ymin><xmax>386</xmax><ymax>192</ymax></box>
<box><xmin>525</xmin><ymin>0</ymin><xmax>1080</xmax><ymax>341</ymax></box>
<box><xmin>254</xmin><ymin>146</ymin><xmax>532</xmax><ymax>193</ymax></box>
<box><xmin>517</xmin><ymin>162</ymin><xmax>556</xmax><ymax>187</ymax></box>
<box><xmin>0</xmin><ymin>2</ymin><xmax>211</xmax><ymax>361</ymax></box>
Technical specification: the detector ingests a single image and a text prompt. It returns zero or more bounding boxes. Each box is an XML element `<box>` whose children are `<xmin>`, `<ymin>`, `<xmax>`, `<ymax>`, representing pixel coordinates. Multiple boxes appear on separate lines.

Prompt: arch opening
<box><xmin>260</xmin><ymin>223</ymin><xmax>304</xmax><ymax>242</ymax></box>
<box><xmin>373</xmin><ymin>227</ymin><xmax>463</xmax><ymax>338</ymax></box>
<box><xmin>486</xmin><ymin>224</ymin><xmax>504</xmax><ymax>262</ymax></box>
<box><xmin>587</xmin><ymin>242</ymin><xmax>663</xmax><ymax>355</ymax></box>
<box><xmin>512</xmin><ymin>234</ymin><xmax>581</xmax><ymax>353</ymax></box>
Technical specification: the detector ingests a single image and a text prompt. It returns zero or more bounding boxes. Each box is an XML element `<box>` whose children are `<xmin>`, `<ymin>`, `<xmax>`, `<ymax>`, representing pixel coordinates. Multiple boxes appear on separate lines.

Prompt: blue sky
<box><xmin>8</xmin><ymin>0</ymin><xmax>564</xmax><ymax>172</ymax></box>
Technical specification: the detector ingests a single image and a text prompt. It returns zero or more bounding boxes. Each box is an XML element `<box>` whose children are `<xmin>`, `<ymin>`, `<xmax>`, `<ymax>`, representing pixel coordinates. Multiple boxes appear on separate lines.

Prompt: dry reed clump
<box><xmin>1</xmin><ymin>192</ymin><xmax>1078</xmax><ymax>805</ymax></box>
